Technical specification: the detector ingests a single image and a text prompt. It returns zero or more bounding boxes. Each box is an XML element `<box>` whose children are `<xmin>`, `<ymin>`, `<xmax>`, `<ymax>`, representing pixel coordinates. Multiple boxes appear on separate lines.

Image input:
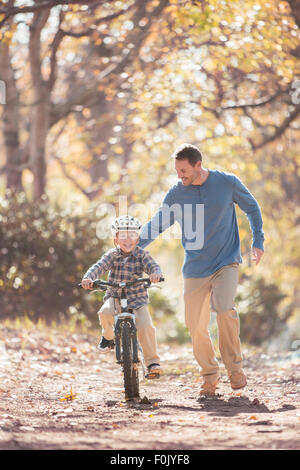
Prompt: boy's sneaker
<box><xmin>98</xmin><ymin>336</ymin><xmax>115</xmax><ymax>353</ymax></box>
<box><xmin>146</xmin><ymin>363</ymin><xmax>163</xmax><ymax>379</ymax></box>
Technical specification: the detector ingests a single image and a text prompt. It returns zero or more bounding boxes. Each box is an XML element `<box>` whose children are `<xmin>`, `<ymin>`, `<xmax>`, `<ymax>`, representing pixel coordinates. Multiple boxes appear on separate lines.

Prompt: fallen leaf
<box><xmin>60</xmin><ymin>386</ymin><xmax>76</xmax><ymax>402</ymax></box>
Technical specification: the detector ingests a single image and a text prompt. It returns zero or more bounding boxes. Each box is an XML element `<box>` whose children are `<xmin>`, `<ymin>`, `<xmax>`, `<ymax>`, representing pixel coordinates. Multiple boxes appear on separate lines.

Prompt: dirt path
<box><xmin>0</xmin><ymin>326</ymin><xmax>299</xmax><ymax>450</ymax></box>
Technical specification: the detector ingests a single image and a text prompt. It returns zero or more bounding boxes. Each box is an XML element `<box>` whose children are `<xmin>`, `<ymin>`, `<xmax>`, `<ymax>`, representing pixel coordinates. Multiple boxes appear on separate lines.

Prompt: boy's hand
<box><xmin>150</xmin><ymin>273</ymin><xmax>162</xmax><ymax>283</ymax></box>
<box><xmin>81</xmin><ymin>279</ymin><xmax>93</xmax><ymax>289</ymax></box>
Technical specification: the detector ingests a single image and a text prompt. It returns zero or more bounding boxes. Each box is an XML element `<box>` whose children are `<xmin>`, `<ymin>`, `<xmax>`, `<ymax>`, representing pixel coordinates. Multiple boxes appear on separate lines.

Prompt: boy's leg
<box><xmin>134</xmin><ymin>305</ymin><xmax>160</xmax><ymax>368</ymax></box>
<box><xmin>184</xmin><ymin>277</ymin><xmax>220</xmax><ymax>385</ymax></box>
<box><xmin>98</xmin><ymin>298</ymin><xmax>118</xmax><ymax>341</ymax></box>
<box><xmin>211</xmin><ymin>263</ymin><xmax>246</xmax><ymax>387</ymax></box>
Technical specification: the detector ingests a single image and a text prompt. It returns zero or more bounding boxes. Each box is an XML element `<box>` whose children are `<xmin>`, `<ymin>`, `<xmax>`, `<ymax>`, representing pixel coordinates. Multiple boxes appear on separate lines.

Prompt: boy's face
<box><xmin>115</xmin><ymin>230</ymin><xmax>139</xmax><ymax>253</ymax></box>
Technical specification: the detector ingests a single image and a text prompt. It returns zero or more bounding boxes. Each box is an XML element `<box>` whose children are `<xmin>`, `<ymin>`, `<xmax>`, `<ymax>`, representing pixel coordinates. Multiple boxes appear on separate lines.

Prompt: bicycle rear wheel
<box><xmin>121</xmin><ymin>322</ymin><xmax>139</xmax><ymax>400</ymax></box>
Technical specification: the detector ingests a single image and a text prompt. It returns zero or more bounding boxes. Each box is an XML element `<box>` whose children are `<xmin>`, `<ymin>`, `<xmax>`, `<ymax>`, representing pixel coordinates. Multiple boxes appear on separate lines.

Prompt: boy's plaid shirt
<box><xmin>83</xmin><ymin>246</ymin><xmax>162</xmax><ymax>310</ymax></box>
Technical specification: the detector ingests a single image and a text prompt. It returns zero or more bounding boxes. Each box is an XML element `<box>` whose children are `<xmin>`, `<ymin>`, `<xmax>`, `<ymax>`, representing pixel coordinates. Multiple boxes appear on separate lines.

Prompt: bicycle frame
<box><xmin>79</xmin><ymin>276</ymin><xmax>164</xmax><ymax>399</ymax></box>
<box><xmin>95</xmin><ymin>278</ymin><xmax>153</xmax><ymax>366</ymax></box>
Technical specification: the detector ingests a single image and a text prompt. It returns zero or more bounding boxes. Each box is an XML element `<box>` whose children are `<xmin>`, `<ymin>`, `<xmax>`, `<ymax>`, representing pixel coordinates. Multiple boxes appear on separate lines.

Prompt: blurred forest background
<box><xmin>0</xmin><ymin>0</ymin><xmax>299</xmax><ymax>350</ymax></box>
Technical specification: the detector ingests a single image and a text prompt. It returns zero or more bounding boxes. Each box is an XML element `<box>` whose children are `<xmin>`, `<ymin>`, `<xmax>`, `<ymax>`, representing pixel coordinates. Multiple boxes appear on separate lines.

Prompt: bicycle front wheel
<box><xmin>121</xmin><ymin>322</ymin><xmax>139</xmax><ymax>400</ymax></box>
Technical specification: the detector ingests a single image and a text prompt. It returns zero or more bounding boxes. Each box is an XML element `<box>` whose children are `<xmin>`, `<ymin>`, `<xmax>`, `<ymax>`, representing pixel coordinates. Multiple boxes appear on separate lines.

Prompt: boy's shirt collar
<box><xmin>116</xmin><ymin>246</ymin><xmax>139</xmax><ymax>259</ymax></box>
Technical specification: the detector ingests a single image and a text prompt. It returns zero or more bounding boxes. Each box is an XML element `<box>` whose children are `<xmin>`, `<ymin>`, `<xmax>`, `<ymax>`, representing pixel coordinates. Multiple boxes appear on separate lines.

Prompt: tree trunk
<box><xmin>287</xmin><ymin>0</ymin><xmax>300</xmax><ymax>29</ymax></box>
<box><xmin>29</xmin><ymin>86</ymin><xmax>51</xmax><ymax>200</ymax></box>
<box><xmin>29</xmin><ymin>8</ymin><xmax>51</xmax><ymax>200</ymax></box>
<box><xmin>0</xmin><ymin>41</ymin><xmax>23</xmax><ymax>192</ymax></box>
<box><xmin>87</xmin><ymin>100</ymin><xmax>111</xmax><ymax>185</ymax></box>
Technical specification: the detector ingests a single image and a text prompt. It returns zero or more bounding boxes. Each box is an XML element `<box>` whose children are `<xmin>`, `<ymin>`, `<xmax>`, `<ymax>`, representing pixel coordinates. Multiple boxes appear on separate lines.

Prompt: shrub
<box><xmin>0</xmin><ymin>192</ymin><xmax>178</xmax><ymax>329</ymax></box>
<box><xmin>236</xmin><ymin>276</ymin><xmax>290</xmax><ymax>346</ymax></box>
<box><xmin>0</xmin><ymin>191</ymin><xmax>107</xmax><ymax>325</ymax></box>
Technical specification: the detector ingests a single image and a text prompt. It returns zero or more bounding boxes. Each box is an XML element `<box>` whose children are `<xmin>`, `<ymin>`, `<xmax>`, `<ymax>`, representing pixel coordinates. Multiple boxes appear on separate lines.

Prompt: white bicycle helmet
<box><xmin>111</xmin><ymin>215</ymin><xmax>142</xmax><ymax>235</ymax></box>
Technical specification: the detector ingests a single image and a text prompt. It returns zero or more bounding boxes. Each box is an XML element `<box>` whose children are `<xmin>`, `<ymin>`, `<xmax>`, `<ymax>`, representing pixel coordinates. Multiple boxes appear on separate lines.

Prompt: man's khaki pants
<box><xmin>98</xmin><ymin>298</ymin><xmax>160</xmax><ymax>367</ymax></box>
<box><xmin>184</xmin><ymin>263</ymin><xmax>242</xmax><ymax>384</ymax></box>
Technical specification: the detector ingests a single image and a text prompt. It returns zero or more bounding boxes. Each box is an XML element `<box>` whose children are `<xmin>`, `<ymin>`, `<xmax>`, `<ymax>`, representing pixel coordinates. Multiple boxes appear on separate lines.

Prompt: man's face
<box><xmin>175</xmin><ymin>159</ymin><xmax>201</xmax><ymax>185</ymax></box>
<box><xmin>115</xmin><ymin>230</ymin><xmax>139</xmax><ymax>253</ymax></box>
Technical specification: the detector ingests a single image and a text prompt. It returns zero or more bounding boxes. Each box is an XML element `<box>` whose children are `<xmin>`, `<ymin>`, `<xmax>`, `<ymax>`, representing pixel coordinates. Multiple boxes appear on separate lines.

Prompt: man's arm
<box><xmin>138</xmin><ymin>189</ymin><xmax>176</xmax><ymax>249</ymax></box>
<box><xmin>232</xmin><ymin>175</ymin><xmax>265</xmax><ymax>264</ymax></box>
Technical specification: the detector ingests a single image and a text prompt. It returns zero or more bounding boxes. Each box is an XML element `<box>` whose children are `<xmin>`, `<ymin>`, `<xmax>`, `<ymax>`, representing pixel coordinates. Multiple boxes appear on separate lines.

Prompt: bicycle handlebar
<box><xmin>78</xmin><ymin>276</ymin><xmax>164</xmax><ymax>290</ymax></box>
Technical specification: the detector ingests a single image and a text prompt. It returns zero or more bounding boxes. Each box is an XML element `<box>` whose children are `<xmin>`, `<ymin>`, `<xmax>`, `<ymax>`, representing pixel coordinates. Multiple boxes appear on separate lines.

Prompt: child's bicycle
<box><xmin>79</xmin><ymin>276</ymin><xmax>164</xmax><ymax>400</ymax></box>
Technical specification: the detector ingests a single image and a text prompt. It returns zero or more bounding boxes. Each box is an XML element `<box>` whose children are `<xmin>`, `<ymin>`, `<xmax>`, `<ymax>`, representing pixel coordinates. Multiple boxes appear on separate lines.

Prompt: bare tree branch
<box><xmin>220</xmin><ymin>88</ymin><xmax>290</xmax><ymax>111</ymax></box>
<box><xmin>53</xmin><ymin>152</ymin><xmax>102</xmax><ymax>200</ymax></box>
<box><xmin>49</xmin><ymin>0</ymin><xmax>169</xmax><ymax>126</ymax></box>
<box><xmin>0</xmin><ymin>0</ymin><xmax>103</xmax><ymax>27</ymax></box>
<box><xmin>48</xmin><ymin>9</ymin><xmax>65</xmax><ymax>90</ymax></box>
<box><xmin>249</xmin><ymin>103</ymin><xmax>300</xmax><ymax>150</ymax></box>
<box><xmin>29</xmin><ymin>9</ymin><xmax>51</xmax><ymax>88</ymax></box>
<box><xmin>58</xmin><ymin>0</ymin><xmax>144</xmax><ymax>38</ymax></box>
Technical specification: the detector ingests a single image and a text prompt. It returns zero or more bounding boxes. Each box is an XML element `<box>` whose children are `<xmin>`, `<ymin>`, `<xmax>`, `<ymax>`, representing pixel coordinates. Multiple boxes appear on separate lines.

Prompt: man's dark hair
<box><xmin>172</xmin><ymin>143</ymin><xmax>203</xmax><ymax>166</ymax></box>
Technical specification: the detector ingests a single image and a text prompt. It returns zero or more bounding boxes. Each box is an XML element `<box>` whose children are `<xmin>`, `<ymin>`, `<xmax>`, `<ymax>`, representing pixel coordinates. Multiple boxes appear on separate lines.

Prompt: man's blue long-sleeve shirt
<box><xmin>138</xmin><ymin>170</ymin><xmax>264</xmax><ymax>278</ymax></box>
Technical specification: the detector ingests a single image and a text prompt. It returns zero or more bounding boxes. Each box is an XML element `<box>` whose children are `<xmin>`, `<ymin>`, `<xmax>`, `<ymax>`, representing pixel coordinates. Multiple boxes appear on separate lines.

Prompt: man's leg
<box><xmin>211</xmin><ymin>264</ymin><xmax>247</xmax><ymax>389</ymax></box>
<box><xmin>184</xmin><ymin>277</ymin><xmax>219</xmax><ymax>385</ymax></box>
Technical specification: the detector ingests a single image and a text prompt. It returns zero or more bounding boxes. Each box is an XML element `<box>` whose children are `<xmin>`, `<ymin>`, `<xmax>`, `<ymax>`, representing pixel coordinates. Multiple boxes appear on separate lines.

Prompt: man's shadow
<box><xmin>119</xmin><ymin>395</ymin><xmax>296</xmax><ymax>421</ymax></box>
<box><xmin>196</xmin><ymin>394</ymin><xmax>296</xmax><ymax>418</ymax></box>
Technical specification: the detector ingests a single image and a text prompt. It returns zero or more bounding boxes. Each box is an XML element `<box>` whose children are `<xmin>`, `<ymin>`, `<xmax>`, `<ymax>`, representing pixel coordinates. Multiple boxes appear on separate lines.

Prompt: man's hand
<box><xmin>252</xmin><ymin>247</ymin><xmax>264</xmax><ymax>265</ymax></box>
<box><xmin>150</xmin><ymin>273</ymin><xmax>162</xmax><ymax>283</ymax></box>
<box><xmin>81</xmin><ymin>279</ymin><xmax>93</xmax><ymax>289</ymax></box>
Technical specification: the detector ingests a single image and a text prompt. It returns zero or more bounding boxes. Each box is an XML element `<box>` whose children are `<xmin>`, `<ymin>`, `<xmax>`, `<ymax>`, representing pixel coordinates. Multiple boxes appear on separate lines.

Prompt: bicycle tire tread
<box><xmin>121</xmin><ymin>322</ymin><xmax>139</xmax><ymax>399</ymax></box>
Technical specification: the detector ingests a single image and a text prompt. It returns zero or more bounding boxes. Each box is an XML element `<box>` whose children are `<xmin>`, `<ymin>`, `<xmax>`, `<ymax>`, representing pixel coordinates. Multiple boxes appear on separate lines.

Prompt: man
<box><xmin>138</xmin><ymin>143</ymin><xmax>264</xmax><ymax>396</ymax></box>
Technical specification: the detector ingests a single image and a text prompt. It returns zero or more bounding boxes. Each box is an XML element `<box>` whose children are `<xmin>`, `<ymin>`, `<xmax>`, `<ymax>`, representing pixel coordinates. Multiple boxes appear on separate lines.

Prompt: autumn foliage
<box><xmin>0</xmin><ymin>0</ymin><xmax>299</xmax><ymax>346</ymax></box>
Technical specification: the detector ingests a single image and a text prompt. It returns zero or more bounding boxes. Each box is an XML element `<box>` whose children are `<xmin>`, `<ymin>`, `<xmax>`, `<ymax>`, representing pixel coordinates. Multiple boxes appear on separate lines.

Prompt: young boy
<box><xmin>81</xmin><ymin>215</ymin><xmax>163</xmax><ymax>378</ymax></box>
